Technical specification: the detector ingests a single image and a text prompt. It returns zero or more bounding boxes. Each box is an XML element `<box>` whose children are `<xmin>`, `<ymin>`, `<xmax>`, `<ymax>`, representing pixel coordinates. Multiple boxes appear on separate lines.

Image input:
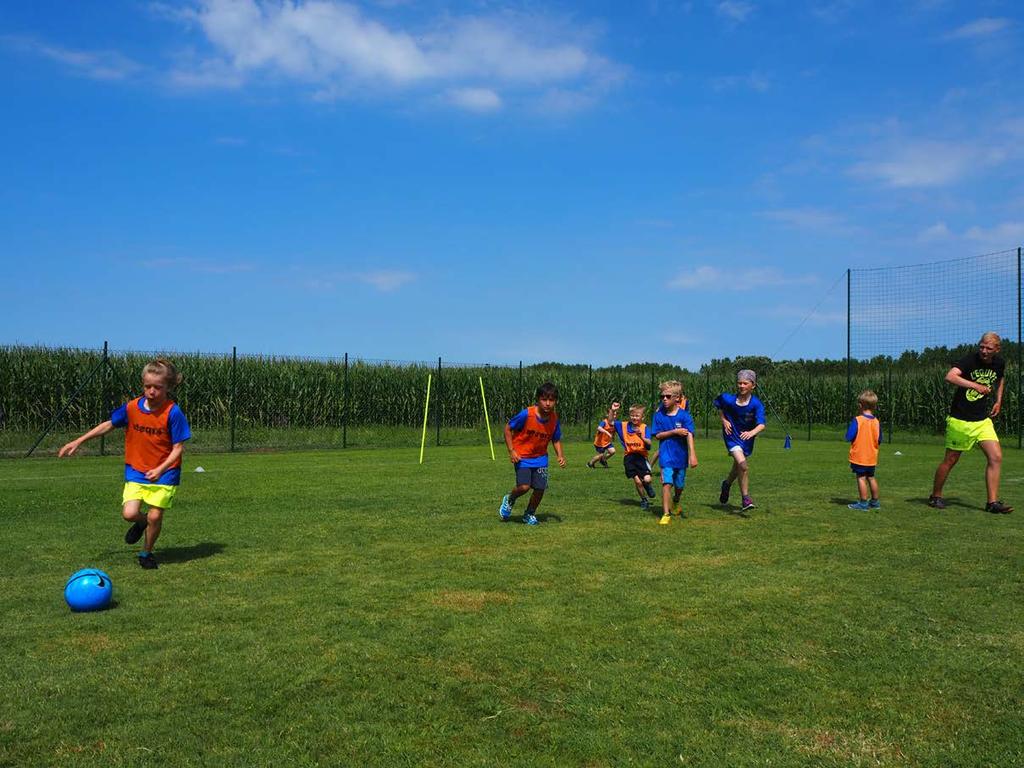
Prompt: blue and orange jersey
<box><xmin>509</xmin><ymin>406</ymin><xmax>561</xmax><ymax>466</ymax></box>
<box><xmin>614</xmin><ymin>420</ymin><xmax>651</xmax><ymax>457</ymax></box>
<box><xmin>594</xmin><ymin>418</ymin><xmax>614</xmax><ymax>448</ymax></box>
<box><xmin>111</xmin><ymin>397</ymin><xmax>191</xmax><ymax>485</ymax></box>
<box><xmin>846</xmin><ymin>414</ymin><xmax>881</xmax><ymax>466</ymax></box>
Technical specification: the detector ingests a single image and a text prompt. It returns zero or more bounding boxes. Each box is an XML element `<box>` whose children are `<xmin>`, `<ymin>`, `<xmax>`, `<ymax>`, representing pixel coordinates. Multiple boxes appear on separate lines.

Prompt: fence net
<box><xmin>850</xmin><ymin>249</ymin><xmax>1020</xmax><ymax>360</ymax></box>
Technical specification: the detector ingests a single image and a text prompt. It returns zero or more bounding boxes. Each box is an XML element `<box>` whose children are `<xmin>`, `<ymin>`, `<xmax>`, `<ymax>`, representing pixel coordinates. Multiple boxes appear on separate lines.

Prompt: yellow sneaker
<box><xmin>659</xmin><ymin>513</ymin><xmax>672</xmax><ymax>525</ymax></box>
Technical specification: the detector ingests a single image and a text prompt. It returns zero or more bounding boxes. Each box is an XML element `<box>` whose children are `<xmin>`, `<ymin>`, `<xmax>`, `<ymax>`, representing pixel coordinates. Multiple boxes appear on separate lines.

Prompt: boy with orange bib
<box><xmin>499</xmin><ymin>382</ymin><xmax>567</xmax><ymax>525</ymax></box>
<box><xmin>59</xmin><ymin>359</ymin><xmax>191</xmax><ymax>569</ymax></box>
<box><xmin>846</xmin><ymin>390</ymin><xmax>882</xmax><ymax>510</ymax></box>
<box><xmin>587</xmin><ymin>401</ymin><xmax>620</xmax><ymax>468</ymax></box>
<box><xmin>614</xmin><ymin>405</ymin><xmax>656</xmax><ymax>510</ymax></box>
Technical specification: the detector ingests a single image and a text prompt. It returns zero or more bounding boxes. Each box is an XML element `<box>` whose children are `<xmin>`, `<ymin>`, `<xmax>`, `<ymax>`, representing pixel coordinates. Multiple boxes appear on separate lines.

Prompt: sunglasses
<box><xmin>660</xmin><ymin>393</ymin><xmax>676</xmax><ymax>399</ymax></box>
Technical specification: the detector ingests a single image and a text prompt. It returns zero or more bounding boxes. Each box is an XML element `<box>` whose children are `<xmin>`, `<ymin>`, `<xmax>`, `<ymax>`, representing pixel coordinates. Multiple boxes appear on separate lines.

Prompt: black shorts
<box><xmin>850</xmin><ymin>463</ymin><xmax>876</xmax><ymax>477</ymax></box>
<box><xmin>624</xmin><ymin>453</ymin><xmax>651</xmax><ymax>479</ymax></box>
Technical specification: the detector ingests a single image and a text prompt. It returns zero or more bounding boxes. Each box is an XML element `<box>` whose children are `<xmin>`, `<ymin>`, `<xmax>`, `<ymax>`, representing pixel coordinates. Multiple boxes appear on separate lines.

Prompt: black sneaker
<box><xmin>985</xmin><ymin>500</ymin><xmax>1013</xmax><ymax>514</ymax></box>
<box><xmin>599</xmin><ymin>458</ymin><xmax>608</xmax><ymax>468</ymax></box>
<box><xmin>927</xmin><ymin>496</ymin><xmax>946</xmax><ymax>510</ymax></box>
<box><xmin>719</xmin><ymin>480</ymin><xmax>731</xmax><ymax>505</ymax></box>
<box><xmin>643</xmin><ymin>482</ymin><xmax>656</xmax><ymax>498</ymax></box>
<box><xmin>138</xmin><ymin>553</ymin><xmax>159</xmax><ymax>569</ymax></box>
<box><xmin>125</xmin><ymin>521</ymin><xmax>146</xmax><ymax>545</ymax></box>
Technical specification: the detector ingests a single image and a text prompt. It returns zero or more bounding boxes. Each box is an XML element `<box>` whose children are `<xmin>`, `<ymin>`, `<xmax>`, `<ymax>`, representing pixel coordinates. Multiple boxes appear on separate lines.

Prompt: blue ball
<box><xmin>64</xmin><ymin>568</ymin><xmax>113</xmax><ymax>612</ymax></box>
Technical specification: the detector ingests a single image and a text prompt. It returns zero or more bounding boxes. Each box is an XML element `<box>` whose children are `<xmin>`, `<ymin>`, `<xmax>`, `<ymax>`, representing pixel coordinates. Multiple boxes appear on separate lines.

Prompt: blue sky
<box><xmin>2</xmin><ymin>0</ymin><xmax>1022</xmax><ymax>368</ymax></box>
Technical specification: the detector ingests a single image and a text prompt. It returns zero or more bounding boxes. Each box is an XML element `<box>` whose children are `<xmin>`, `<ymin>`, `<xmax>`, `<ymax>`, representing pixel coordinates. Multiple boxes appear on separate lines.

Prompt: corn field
<box><xmin>1</xmin><ymin>345</ymin><xmax>1020</xmax><ymax>456</ymax></box>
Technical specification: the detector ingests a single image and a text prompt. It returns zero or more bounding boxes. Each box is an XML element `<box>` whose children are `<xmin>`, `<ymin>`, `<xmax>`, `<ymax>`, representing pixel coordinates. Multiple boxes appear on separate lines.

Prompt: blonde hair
<box><xmin>980</xmin><ymin>331</ymin><xmax>1001</xmax><ymax>347</ymax></box>
<box><xmin>629</xmin><ymin>404</ymin><xmax>646</xmax><ymax>416</ymax></box>
<box><xmin>142</xmin><ymin>358</ymin><xmax>183</xmax><ymax>393</ymax></box>
<box><xmin>858</xmin><ymin>389</ymin><xmax>878</xmax><ymax>410</ymax></box>
<box><xmin>659</xmin><ymin>380</ymin><xmax>682</xmax><ymax>397</ymax></box>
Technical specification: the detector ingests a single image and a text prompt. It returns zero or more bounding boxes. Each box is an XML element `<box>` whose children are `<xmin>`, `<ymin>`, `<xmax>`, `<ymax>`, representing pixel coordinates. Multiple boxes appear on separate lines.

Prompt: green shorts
<box><xmin>944</xmin><ymin>416</ymin><xmax>998</xmax><ymax>453</ymax></box>
<box><xmin>122</xmin><ymin>482</ymin><xmax>177</xmax><ymax>509</ymax></box>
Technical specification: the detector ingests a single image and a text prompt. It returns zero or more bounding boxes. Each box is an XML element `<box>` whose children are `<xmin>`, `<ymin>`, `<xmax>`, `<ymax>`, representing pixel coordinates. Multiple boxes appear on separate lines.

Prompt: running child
<box><xmin>714</xmin><ymin>369</ymin><xmax>766</xmax><ymax>512</ymax></box>
<box><xmin>499</xmin><ymin>382</ymin><xmax>567</xmax><ymax>525</ymax></box>
<box><xmin>58</xmin><ymin>358</ymin><xmax>191</xmax><ymax>569</ymax></box>
<box><xmin>846</xmin><ymin>389</ymin><xmax>882</xmax><ymax>510</ymax></box>
<box><xmin>587</xmin><ymin>401</ymin><xmax>620</xmax><ymax>468</ymax></box>
<box><xmin>614</xmin><ymin>405</ymin><xmax>656</xmax><ymax>510</ymax></box>
<box><xmin>652</xmin><ymin>381</ymin><xmax>698</xmax><ymax>524</ymax></box>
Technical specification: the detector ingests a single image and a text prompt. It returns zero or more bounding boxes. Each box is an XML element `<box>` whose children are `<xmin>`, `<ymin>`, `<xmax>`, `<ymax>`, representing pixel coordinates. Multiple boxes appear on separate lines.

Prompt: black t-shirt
<box><xmin>949</xmin><ymin>352</ymin><xmax>1005</xmax><ymax>421</ymax></box>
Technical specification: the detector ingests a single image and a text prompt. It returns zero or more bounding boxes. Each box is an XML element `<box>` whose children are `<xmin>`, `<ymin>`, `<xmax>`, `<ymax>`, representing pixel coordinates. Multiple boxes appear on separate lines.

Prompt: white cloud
<box><xmin>670</xmin><ymin>265</ymin><xmax>817</xmax><ymax>289</ymax></box>
<box><xmin>759</xmin><ymin>207</ymin><xmax>856</xmax><ymax>234</ymax></box>
<box><xmin>355</xmin><ymin>269</ymin><xmax>416</xmax><ymax>292</ymax></box>
<box><xmin>849</xmin><ymin>139</ymin><xmax>982</xmax><ymax>188</ymax></box>
<box><xmin>716</xmin><ymin>1</ymin><xmax>754</xmax><ymax>22</ymax></box>
<box><xmin>166</xmin><ymin>0</ymin><xmax>620</xmax><ymax>112</ymax></box>
<box><xmin>445</xmin><ymin>87</ymin><xmax>502</xmax><ymax>113</ymax></box>
<box><xmin>917</xmin><ymin>222</ymin><xmax>953</xmax><ymax>242</ymax></box>
<box><xmin>964</xmin><ymin>221</ymin><xmax>1024</xmax><ymax>247</ymax></box>
<box><xmin>711</xmin><ymin>70</ymin><xmax>770</xmax><ymax>92</ymax></box>
<box><xmin>1</xmin><ymin>35</ymin><xmax>141</xmax><ymax>80</ymax></box>
<box><xmin>944</xmin><ymin>17</ymin><xmax>1013</xmax><ymax>41</ymax></box>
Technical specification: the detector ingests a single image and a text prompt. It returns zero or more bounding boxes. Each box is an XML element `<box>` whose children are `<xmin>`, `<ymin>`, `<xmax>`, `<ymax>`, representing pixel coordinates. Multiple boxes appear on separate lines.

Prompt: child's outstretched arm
<box><xmin>503</xmin><ymin>423</ymin><xmax>521</xmax><ymax>464</ymax></box>
<box><xmin>738</xmin><ymin>424</ymin><xmax>765</xmax><ymax>441</ymax></box>
<box><xmin>144</xmin><ymin>442</ymin><xmax>186</xmax><ymax>481</ymax></box>
<box><xmin>552</xmin><ymin>439</ymin><xmax>567</xmax><ymax>467</ymax></box>
<box><xmin>58</xmin><ymin>420</ymin><xmax>115</xmax><ymax>457</ymax></box>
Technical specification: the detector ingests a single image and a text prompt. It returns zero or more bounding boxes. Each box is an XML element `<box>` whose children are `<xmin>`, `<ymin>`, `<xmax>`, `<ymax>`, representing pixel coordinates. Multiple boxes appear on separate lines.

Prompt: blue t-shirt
<box><xmin>846</xmin><ymin>414</ymin><xmax>883</xmax><ymax>443</ymax></box>
<box><xmin>111</xmin><ymin>399</ymin><xmax>192</xmax><ymax>485</ymax></box>
<box><xmin>713</xmin><ymin>393</ymin><xmax>766</xmax><ymax>437</ymax></box>
<box><xmin>652</xmin><ymin>406</ymin><xmax>696</xmax><ymax>469</ymax></box>
<box><xmin>508</xmin><ymin>408</ymin><xmax>561</xmax><ymax>468</ymax></box>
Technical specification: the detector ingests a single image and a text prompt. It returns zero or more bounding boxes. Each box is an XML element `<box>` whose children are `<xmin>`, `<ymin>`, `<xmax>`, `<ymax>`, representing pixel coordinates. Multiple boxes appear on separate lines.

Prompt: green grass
<box><xmin>2</xmin><ymin>439</ymin><xmax>1023</xmax><ymax>767</ymax></box>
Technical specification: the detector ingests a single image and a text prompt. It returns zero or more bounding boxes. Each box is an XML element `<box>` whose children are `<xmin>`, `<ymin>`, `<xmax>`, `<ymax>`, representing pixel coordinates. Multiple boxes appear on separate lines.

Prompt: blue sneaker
<box><xmin>523</xmin><ymin>512</ymin><xmax>539</xmax><ymax>525</ymax></box>
<box><xmin>868</xmin><ymin>499</ymin><xmax>880</xmax><ymax>510</ymax></box>
<box><xmin>498</xmin><ymin>495</ymin><xmax>512</xmax><ymax>521</ymax></box>
<box><xmin>640</xmin><ymin>498</ymin><xmax>650</xmax><ymax>511</ymax></box>
<box><xmin>848</xmin><ymin>500</ymin><xmax>869</xmax><ymax>510</ymax></box>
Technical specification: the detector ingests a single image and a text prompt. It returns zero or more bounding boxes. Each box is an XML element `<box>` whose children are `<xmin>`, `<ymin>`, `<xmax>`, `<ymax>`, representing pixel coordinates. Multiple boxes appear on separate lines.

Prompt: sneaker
<box><xmin>498</xmin><ymin>495</ymin><xmax>512</xmax><ymax>521</ymax></box>
<box><xmin>599</xmin><ymin>458</ymin><xmax>609</xmax><ymax>468</ymax></box>
<box><xmin>673</xmin><ymin>504</ymin><xmax>683</xmax><ymax>517</ymax></box>
<box><xmin>927</xmin><ymin>495</ymin><xmax>946</xmax><ymax>510</ymax></box>
<box><xmin>659</xmin><ymin>513</ymin><xmax>672</xmax><ymax>525</ymax></box>
<box><xmin>644</xmin><ymin>482</ymin><xmax>656</xmax><ymax>498</ymax></box>
<box><xmin>848</xmin><ymin>501</ymin><xmax>869</xmax><ymax>511</ymax></box>
<box><xmin>138</xmin><ymin>553</ymin><xmax>158</xmax><ymax>570</ymax></box>
<box><xmin>124</xmin><ymin>520</ymin><xmax>146</xmax><ymax>545</ymax></box>
<box><xmin>523</xmin><ymin>512</ymin><xmax>539</xmax><ymax>525</ymax></box>
<box><xmin>985</xmin><ymin>500</ymin><xmax>1013</xmax><ymax>514</ymax></box>
<box><xmin>640</xmin><ymin>498</ymin><xmax>650</xmax><ymax>511</ymax></box>
<box><xmin>741</xmin><ymin>496</ymin><xmax>755</xmax><ymax>511</ymax></box>
<box><xmin>868</xmin><ymin>499</ymin><xmax>881</xmax><ymax>510</ymax></box>
<box><xmin>719</xmin><ymin>480</ymin><xmax>731</xmax><ymax>505</ymax></box>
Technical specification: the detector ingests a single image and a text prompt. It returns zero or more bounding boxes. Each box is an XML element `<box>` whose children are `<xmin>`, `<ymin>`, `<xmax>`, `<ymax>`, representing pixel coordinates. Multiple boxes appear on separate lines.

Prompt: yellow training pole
<box><xmin>479</xmin><ymin>376</ymin><xmax>496</xmax><ymax>461</ymax></box>
<box><xmin>419</xmin><ymin>373</ymin><xmax>432</xmax><ymax>464</ymax></box>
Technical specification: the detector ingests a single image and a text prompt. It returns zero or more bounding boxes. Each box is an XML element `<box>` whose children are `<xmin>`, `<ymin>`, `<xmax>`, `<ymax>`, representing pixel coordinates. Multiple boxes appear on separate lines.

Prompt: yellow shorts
<box><xmin>122</xmin><ymin>482</ymin><xmax>177</xmax><ymax>509</ymax></box>
<box><xmin>944</xmin><ymin>416</ymin><xmax>998</xmax><ymax>453</ymax></box>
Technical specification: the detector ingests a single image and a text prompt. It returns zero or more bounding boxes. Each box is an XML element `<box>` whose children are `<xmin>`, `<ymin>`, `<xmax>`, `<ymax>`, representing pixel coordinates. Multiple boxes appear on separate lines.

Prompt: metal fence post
<box><xmin>342</xmin><ymin>352</ymin><xmax>348</xmax><ymax>449</ymax></box>
<box><xmin>230</xmin><ymin>346</ymin><xmax>237</xmax><ymax>452</ymax></box>
<box><xmin>806</xmin><ymin>366</ymin><xmax>812</xmax><ymax>442</ymax></box>
<box><xmin>99</xmin><ymin>340</ymin><xmax>108</xmax><ymax>456</ymax></box>
<box><xmin>436</xmin><ymin>356</ymin><xmax>442</xmax><ymax>447</ymax></box>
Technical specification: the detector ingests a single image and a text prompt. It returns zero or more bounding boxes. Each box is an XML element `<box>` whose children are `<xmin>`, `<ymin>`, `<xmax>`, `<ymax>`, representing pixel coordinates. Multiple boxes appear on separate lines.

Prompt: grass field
<box><xmin>2</xmin><ymin>438</ymin><xmax>1023</xmax><ymax>767</ymax></box>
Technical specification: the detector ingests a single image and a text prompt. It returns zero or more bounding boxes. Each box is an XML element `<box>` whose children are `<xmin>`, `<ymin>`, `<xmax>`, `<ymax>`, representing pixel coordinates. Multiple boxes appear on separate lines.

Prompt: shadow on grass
<box><xmin>906</xmin><ymin>495</ymin><xmax>975</xmax><ymax>510</ymax></box>
<box><xmin>156</xmin><ymin>541</ymin><xmax>227</xmax><ymax>564</ymax></box>
<box><xmin>535</xmin><ymin>513</ymin><xmax>563</xmax><ymax>524</ymax></box>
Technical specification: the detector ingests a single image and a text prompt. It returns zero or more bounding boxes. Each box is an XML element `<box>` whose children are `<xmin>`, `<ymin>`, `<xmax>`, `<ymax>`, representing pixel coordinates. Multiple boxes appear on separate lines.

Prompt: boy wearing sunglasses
<box><xmin>651</xmin><ymin>380</ymin><xmax>698</xmax><ymax>524</ymax></box>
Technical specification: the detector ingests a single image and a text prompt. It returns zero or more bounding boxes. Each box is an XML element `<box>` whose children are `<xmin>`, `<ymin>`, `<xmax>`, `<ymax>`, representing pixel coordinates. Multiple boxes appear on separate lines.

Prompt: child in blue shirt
<box><xmin>713</xmin><ymin>369</ymin><xmax>766</xmax><ymax>512</ymax></box>
<box><xmin>652</xmin><ymin>381</ymin><xmax>698</xmax><ymax>525</ymax></box>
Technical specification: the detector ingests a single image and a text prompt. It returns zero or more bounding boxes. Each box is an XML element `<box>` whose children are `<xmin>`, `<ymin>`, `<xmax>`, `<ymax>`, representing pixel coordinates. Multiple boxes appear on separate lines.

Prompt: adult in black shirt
<box><xmin>929</xmin><ymin>332</ymin><xmax>1012</xmax><ymax>513</ymax></box>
